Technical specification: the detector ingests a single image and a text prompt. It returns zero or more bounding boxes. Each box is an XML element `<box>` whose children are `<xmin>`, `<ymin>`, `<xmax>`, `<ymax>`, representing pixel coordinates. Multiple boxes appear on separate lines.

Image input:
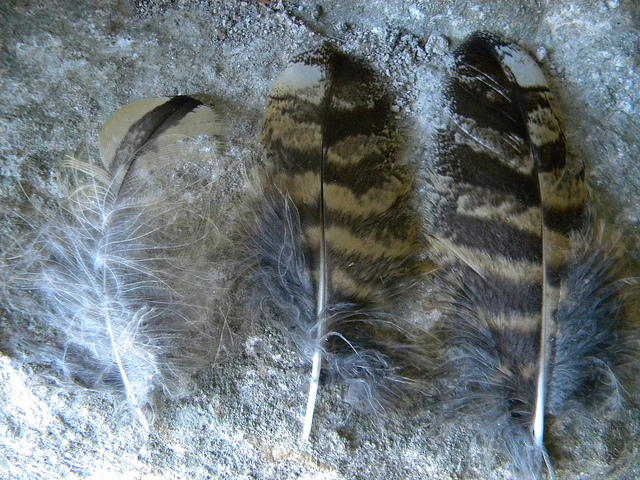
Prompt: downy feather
<box><xmin>430</xmin><ymin>32</ymin><xmax>639</xmax><ymax>478</ymax></box>
<box><xmin>241</xmin><ymin>45</ymin><xmax>432</xmax><ymax>440</ymax></box>
<box><xmin>2</xmin><ymin>96</ymin><xmax>231</xmax><ymax>430</ymax></box>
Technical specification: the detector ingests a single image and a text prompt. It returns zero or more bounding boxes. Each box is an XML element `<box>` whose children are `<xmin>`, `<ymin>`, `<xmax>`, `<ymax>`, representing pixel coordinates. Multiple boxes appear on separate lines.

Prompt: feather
<box><xmin>241</xmin><ymin>45</ymin><xmax>431</xmax><ymax>440</ymax></box>
<box><xmin>2</xmin><ymin>96</ymin><xmax>230</xmax><ymax>430</ymax></box>
<box><xmin>430</xmin><ymin>32</ymin><xmax>638</xmax><ymax>477</ymax></box>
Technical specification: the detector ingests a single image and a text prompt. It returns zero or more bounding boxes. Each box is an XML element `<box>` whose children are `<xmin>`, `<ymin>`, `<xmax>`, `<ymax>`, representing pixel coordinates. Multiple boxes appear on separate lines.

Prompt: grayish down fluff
<box><xmin>1</xmin><ymin>96</ymin><xmax>232</xmax><ymax>430</ymax></box>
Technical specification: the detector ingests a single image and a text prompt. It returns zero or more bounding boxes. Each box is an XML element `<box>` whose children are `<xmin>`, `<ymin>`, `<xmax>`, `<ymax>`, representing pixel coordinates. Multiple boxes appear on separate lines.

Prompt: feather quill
<box><xmin>242</xmin><ymin>45</ymin><xmax>430</xmax><ymax>440</ymax></box>
<box><xmin>2</xmin><ymin>96</ymin><xmax>230</xmax><ymax>430</ymax></box>
<box><xmin>431</xmin><ymin>32</ymin><xmax>638</xmax><ymax>477</ymax></box>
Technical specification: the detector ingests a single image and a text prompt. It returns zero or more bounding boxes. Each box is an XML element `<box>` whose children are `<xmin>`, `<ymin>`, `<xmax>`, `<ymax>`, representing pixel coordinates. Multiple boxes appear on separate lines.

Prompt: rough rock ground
<box><xmin>1</xmin><ymin>1</ymin><xmax>639</xmax><ymax>478</ymax></box>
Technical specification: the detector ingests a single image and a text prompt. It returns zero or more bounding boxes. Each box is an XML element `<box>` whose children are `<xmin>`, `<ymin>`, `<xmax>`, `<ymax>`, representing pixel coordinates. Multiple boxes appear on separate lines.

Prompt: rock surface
<box><xmin>1</xmin><ymin>1</ymin><xmax>639</xmax><ymax>478</ymax></box>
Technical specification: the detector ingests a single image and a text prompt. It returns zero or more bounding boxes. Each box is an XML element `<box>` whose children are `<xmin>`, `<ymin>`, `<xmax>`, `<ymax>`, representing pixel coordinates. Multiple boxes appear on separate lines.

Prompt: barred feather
<box><xmin>2</xmin><ymin>96</ymin><xmax>230</xmax><ymax>430</ymax></box>
<box><xmin>242</xmin><ymin>45</ymin><xmax>431</xmax><ymax>440</ymax></box>
<box><xmin>431</xmin><ymin>32</ymin><xmax>638</xmax><ymax>477</ymax></box>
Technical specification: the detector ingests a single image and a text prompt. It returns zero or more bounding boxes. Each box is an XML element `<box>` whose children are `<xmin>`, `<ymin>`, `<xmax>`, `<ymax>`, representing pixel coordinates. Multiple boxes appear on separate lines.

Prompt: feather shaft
<box><xmin>302</xmin><ymin>166</ymin><xmax>329</xmax><ymax>441</ymax></box>
<box><xmin>105</xmin><ymin>307</ymin><xmax>150</xmax><ymax>431</ymax></box>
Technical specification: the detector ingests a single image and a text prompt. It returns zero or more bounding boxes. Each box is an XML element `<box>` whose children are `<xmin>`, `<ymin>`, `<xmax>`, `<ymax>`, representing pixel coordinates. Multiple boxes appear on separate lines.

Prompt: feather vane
<box><xmin>431</xmin><ymin>32</ymin><xmax>638</xmax><ymax>477</ymax></box>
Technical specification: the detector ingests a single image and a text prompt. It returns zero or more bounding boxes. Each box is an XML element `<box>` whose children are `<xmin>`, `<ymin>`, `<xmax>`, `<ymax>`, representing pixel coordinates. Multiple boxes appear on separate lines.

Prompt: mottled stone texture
<box><xmin>1</xmin><ymin>1</ymin><xmax>639</xmax><ymax>479</ymax></box>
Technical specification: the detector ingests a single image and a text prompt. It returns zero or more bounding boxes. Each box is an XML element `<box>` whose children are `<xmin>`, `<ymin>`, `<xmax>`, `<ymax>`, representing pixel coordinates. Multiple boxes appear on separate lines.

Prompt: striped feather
<box><xmin>432</xmin><ymin>32</ymin><xmax>637</xmax><ymax>477</ymax></box>
<box><xmin>243</xmin><ymin>45</ymin><xmax>430</xmax><ymax>440</ymax></box>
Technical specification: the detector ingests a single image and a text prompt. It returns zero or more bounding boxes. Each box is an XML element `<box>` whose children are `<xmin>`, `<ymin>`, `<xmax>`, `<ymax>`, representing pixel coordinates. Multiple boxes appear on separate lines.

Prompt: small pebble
<box><xmin>424</xmin><ymin>35</ymin><xmax>449</xmax><ymax>56</ymax></box>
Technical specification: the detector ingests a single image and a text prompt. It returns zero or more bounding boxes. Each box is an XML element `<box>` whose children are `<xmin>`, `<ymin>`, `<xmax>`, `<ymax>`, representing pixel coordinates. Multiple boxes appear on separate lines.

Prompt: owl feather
<box><xmin>431</xmin><ymin>32</ymin><xmax>639</xmax><ymax>478</ymax></box>
<box><xmin>242</xmin><ymin>45</ymin><xmax>432</xmax><ymax>440</ymax></box>
<box><xmin>2</xmin><ymin>96</ymin><xmax>230</xmax><ymax>430</ymax></box>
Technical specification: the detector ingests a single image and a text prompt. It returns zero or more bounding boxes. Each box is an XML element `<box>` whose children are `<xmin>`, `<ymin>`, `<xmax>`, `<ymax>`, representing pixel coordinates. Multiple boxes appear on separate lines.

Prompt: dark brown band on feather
<box><xmin>436</xmin><ymin>210</ymin><xmax>542</xmax><ymax>263</ymax></box>
<box><xmin>436</xmin><ymin>142</ymin><xmax>541</xmax><ymax>207</ymax></box>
